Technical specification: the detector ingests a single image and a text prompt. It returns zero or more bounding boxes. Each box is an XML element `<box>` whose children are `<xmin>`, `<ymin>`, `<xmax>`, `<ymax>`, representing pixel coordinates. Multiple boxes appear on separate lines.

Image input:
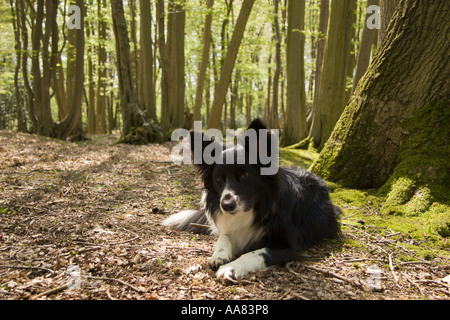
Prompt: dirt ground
<box><xmin>0</xmin><ymin>131</ymin><xmax>449</xmax><ymax>300</ymax></box>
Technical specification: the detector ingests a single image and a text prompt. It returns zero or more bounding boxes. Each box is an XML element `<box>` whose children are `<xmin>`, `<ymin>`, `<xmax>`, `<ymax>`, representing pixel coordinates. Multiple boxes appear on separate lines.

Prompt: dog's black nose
<box><xmin>222</xmin><ymin>199</ymin><xmax>236</xmax><ymax>212</ymax></box>
<box><xmin>221</xmin><ymin>194</ymin><xmax>237</xmax><ymax>212</ymax></box>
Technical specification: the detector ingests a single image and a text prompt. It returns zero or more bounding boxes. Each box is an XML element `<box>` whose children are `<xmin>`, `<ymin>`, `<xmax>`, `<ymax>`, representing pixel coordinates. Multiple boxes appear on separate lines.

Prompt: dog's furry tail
<box><xmin>161</xmin><ymin>209</ymin><xmax>212</xmax><ymax>235</ymax></box>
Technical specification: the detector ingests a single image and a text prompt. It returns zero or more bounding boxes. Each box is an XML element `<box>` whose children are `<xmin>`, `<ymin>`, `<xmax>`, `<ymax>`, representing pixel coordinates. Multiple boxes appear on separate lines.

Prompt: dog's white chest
<box><xmin>214</xmin><ymin>210</ymin><xmax>262</xmax><ymax>256</ymax></box>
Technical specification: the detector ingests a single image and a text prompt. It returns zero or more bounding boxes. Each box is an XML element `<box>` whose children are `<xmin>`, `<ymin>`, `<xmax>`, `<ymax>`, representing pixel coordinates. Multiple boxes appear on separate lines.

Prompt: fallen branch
<box><xmin>189</xmin><ymin>222</ymin><xmax>211</xmax><ymax>230</ymax></box>
<box><xmin>32</xmin><ymin>284</ymin><xmax>68</xmax><ymax>299</ymax></box>
<box><xmin>86</xmin><ymin>276</ymin><xmax>141</xmax><ymax>292</ymax></box>
<box><xmin>0</xmin><ymin>264</ymin><xmax>54</xmax><ymax>275</ymax></box>
<box><xmin>305</xmin><ymin>265</ymin><xmax>364</xmax><ymax>289</ymax></box>
<box><xmin>388</xmin><ymin>253</ymin><xmax>401</xmax><ymax>288</ymax></box>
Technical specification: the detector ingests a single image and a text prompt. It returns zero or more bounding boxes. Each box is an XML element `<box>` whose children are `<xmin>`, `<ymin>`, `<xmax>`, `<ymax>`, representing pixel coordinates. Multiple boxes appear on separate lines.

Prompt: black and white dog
<box><xmin>163</xmin><ymin>119</ymin><xmax>341</xmax><ymax>280</ymax></box>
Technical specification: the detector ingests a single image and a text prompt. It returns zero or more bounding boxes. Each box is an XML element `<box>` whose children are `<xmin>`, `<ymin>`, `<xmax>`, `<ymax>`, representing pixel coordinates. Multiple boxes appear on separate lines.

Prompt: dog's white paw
<box><xmin>209</xmin><ymin>251</ymin><xmax>231</xmax><ymax>271</ymax></box>
<box><xmin>216</xmin><ymin>264</ymin><xmax>239</xmax><ymax>280</ymax></box>
<box><xmin>215</xmin><ymin>249</ymin><xmax>268</xmax><ymax>280</ymax></box>
<box><xmin>216</xmin><ymin>261</ymin><xmax>249</xmax><ymax>280</ymax></box>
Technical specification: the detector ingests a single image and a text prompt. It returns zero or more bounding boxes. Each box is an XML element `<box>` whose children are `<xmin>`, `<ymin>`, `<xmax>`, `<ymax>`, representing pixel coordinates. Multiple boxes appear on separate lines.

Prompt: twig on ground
<box><xmin>189</xmin><ymin>222</ymin><xmax>211</xmax><ymax>230</ymax></box>
<box><xmin>32</xmin><ymin>284</ymin><xmax>68</xmax><ymax>299</ymax></box>
<box><xmin>305</xmin><ymin>265</ymin><xmax>364</xmax><ymax>289</ymax></box>
<box><xmin>0</xmin><ymin>265</ymin><xmax>54</xmax><ymax>275</ymax></box>
<box><xmin>388</xmin><ymin>253</ymin><xmax>401</xmax><ymax>288</ymax></box>
<box><xmin>85</xmin><ymin>276</ymin><xmax>141</xmax><ymax>292</ymax></box>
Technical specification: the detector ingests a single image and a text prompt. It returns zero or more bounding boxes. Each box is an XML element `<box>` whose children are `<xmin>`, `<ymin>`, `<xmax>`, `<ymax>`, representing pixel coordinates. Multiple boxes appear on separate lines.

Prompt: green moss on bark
<box><xmin>378</xmin><ymin>102</ymin><xmax>449</xmax><ymax>236</ymax></box>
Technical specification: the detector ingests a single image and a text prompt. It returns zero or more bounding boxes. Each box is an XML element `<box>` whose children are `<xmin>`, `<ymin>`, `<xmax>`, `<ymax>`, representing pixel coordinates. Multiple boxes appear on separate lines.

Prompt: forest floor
<box><xmin>0</xmin><ymin>130</ymin><xmax>449</xmax><ymax>300</ymax></box>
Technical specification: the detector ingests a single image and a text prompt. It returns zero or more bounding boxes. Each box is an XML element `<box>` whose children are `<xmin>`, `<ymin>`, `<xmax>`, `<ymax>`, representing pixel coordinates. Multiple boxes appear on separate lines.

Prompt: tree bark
<box><xmin>309</xmin><ymin>0</ymin><xmax>329</xmax><ymax>130</ymax></box>
<box><xmin>283</xmin><ymin>0</ymin><xmax>307</xmax><ymax>146</ymax></box>
<box><xmin>111</xmin><ymin>0</ymin><xmax>163</xmax><ymax>144</ymax></box>
<box><xmin>86</xmin><ymin>19</ymin><xmax>96</xmax><ymax>134</ymax></box>
<box><xmin>55</xmin><ymin>0</ymin><xmax>85</xmax><ymax>140</ymax></box>
<box><xmin>311</xmin><ymin>0</ymin><xmax>449</xmax><ymax>192</ymax></box>
<box><xmin>378</xmin><ymin>0</ymin><xmax>399</xmax><ymax>48</ymax></box>
<box><xmin>207</xmin><ymin>0</ymin><xmax>256</xmax><ymax>129</ymax></box>
<box><xmin>309</xmin><ymin>0</ymin><xmax>356</xmax><ymax>148</ymax></box>
<box><xmin>271</xmin><ymin>0</ymin><xmax>281</xmax><ymax>129</ymax></box>
<box><xmin>96</xmin><ymin>0</ymin><xmax>107</xmax><ymax>134</ymax></box>
<box><xmin>352</xmin><ymin>0</ymin><xmax>378</xmax><ymax>93</ymax></box>
<box><xmin>11</xmin><ymin>0</ymin><xmax>27</xmax><ymax>132</ymax></box>
<box><xmin>193</xmin><ymin>0</ymin><xmax>215</xmax><ymax>123</ymax></box>
<box><xmin>139</xmin><ymin>0</ymin><xmax>157</xmax><ymax>122</ymax></box>
<box><xmin>170</xmin><ymin>0</ymin><xmax>186</xmax><ymax>129</ymax></box>
<box><xmin>157</xmin><ymin>0</ymin><xmax>171</xmax><ymax>131</ymax></box>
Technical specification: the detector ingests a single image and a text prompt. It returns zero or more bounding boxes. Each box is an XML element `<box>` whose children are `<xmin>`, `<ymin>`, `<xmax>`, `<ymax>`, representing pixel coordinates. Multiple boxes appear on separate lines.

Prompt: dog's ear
<box><xmin>247</xmin><ymin>118</ymin><xmax>267</xmax><ymax>131</ymax></box>
<box><xmin>242</xmin><ymin>119</ymin><xmax>278</xmax><ymax>171</ymax></box>
<box><xmin>189</xmin><ymin>131</ymin><xmax>222</xmax><ymax>172</ymax></box>
<box><xmin>243</xmin><ymin>118</ymin><xmax>270</xmax><ymax>160</ymax></box>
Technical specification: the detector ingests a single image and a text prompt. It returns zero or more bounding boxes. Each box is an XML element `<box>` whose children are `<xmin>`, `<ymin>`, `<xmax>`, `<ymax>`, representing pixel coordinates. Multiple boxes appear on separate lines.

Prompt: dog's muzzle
<box><xmin>220</xmin><ymin>193</ymin><xmax>237</xmax><ymax>213</ymax></box>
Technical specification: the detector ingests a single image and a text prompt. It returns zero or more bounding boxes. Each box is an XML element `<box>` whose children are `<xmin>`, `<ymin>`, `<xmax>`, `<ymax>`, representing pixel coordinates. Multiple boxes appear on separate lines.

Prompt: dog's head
<box><xmin>189</xmin><ymin>119</ymin><xmax>279</xmax><ymax>215</ymax></box>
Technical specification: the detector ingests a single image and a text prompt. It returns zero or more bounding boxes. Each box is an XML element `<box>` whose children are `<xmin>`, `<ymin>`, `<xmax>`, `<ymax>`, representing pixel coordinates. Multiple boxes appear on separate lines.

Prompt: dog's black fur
<box><xmin>163</xmin><ymin>119</ymin><xmax>341</xmax><ymax>279</ymax></box>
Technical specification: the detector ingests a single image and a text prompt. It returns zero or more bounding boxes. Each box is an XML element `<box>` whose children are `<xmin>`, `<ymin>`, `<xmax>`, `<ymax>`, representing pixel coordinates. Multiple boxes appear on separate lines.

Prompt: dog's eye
<box><xmin>216</xmin><ymin>175</ymin><xmax>223</xmax><ymax>182</ymax></box>
<box><xmin>240</xmin><ymin>171</ymin><xmax>249</xmax><ymax>179</ymax></box>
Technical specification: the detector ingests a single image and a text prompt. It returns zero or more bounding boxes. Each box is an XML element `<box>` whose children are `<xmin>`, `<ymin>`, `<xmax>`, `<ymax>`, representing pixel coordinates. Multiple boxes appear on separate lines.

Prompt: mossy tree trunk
<box><xmin>311</xmin><ymin>0</ymin><xmax>449</xmax><ymax>224</ymax></box>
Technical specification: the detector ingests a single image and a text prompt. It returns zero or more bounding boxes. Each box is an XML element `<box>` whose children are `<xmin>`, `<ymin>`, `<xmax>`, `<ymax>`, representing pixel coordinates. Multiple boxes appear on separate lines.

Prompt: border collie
<box><xmin>163</xmin><ymin>119</ymin><xmax>341</xmax><ymax>280</ymax></box>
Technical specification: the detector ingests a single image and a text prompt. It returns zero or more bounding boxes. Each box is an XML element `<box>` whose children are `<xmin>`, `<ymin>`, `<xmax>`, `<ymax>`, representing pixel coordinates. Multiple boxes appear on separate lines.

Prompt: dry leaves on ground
<box><xmin>0</xmin><ymin>131</ymin><xmax>449</xmax><ymax>300</ymax></box>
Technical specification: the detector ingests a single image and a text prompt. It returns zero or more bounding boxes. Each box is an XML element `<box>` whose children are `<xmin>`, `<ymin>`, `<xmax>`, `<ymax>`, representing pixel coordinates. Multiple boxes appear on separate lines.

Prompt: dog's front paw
<box><xmin>216</xmin><ymin>264</ymin><xmax>237</xmax><ymax>281</ymax></box>
<box><xmin>208</xmin><ymin>253</ymin><xmax>230</xmax><ymax>271</ymax></box>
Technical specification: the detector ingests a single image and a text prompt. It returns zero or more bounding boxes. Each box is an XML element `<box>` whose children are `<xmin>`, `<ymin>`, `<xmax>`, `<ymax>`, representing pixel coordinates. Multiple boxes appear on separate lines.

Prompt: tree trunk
<box><xmin>207</xmin><ymin>0</ymin><xmax>256</xmax><ymax>129</ymax></box>
<box><xmin>157</xmin><ymin>0</ymin><xmax>171</xmax><ymax>131</ymax></box>
<box><xmin>283</xmin><ymin>0</ymin><xmax>307</xmax><ymax>146</ymax></box>
<box><xmin>271</xmin><ymin>0</ymin><xmax>281</xmax><ymax>129</ymax></box>
<box><xmin>309</xmin><ymin>0</ymin><xmax>356</xmax><ymax>148</ymax></box>
<box><xmin>352</xmin><ymin>0</ymin><xmax>378</xmax><ymax>93</ymax></box>
<box><xmin>96</xmin><ymin>0</ymin><xmax>107</xmax><ymax>134</ymax></box>
<box><xmin>111</xmin><ymin>0</ymin><xmax>163</xmax><ymax>144</ymax></box>
<box><xmin>311</xmin><ymin>0</ymin><xmax>449</xmax><ymax>220</ymax></box>
<box><xmin>230</xmin><ymin>69</ymin><xmax>239</xmax><ymax>129</ymax></box>
<box><xmin>170</xmin><ymin>0</ymin><xmax>186</xmax><ymax>129</ymax></box>
<box><xmin>193</xmin><ymin>0</ymin><xmax>215</xmax><ymax>123</ymax></box>
<box><xmin>31</xmin><ymin>0</ymin><xmax>47</xmax><ymax>135</ymax></box>
<box><xmin>378</xmin><ymin>0</ymin><xmax>399</xmax><ymax>48</ymax></box>
<box><xmin>86</xmin><ymin>19</ymin><xmax>96</xmax><ymax>134</ymax></box>
<box><xmin>139</xmin><ymin>0</ymin><xmax>157</xmax><ymax>122</ymax></box>
<box><xmin>309</xmin><ymin>0</ymin><xmax>329</xmax><ymax>129</ymax></box>
<box><xmin>54</xmin><ymin>0</ymin><xmax>85</xmax><ymax>140</ymax></box>
<box><xmin>11</xmin><ymin>0</ymin><xmax>27</xmax><ymax>132</ymax></box>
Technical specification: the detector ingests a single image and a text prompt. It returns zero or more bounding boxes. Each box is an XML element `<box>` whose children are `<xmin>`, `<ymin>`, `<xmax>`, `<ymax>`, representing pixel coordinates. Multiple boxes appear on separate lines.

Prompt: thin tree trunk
<box><xmin>170</xmin><ymin>0</ymin><xmax>186</xmax><ymax>128</ymax></box>
<box><xmin>309</xmin><ymin>0</ymin><xmax>329</xmax><ymax>142</ymax></box>
<box><xmin>19</xmin><ymin>0</ymin><xmax>36</xmax><ymax>132</ymax></box>
<box><xmin>352</xmin><ymin>0</ymin><xmax>379</xmax><ymax>93</ymax></box>
<box><xmin>157</xmin><ymin>0</ymin><xmax>171</xmax><ymax>131</ymax></box>
<box><xmin>86</xmin><ymin>20</ymin><xmax>96</xmax><ymax>134</ymax></box>
<box><xmin>271</xmin><ymin>0</ymin><xmax>281</xmax><ymax>129</ymax></box>
<box><xmin>207</xmin><ymin>0</ymin><xmax>256</xmax><ymax>129</ymax></box>
<box><xmin>309</xmin><ymin>0</ymin><xmax>356</xmax><ymax>148</ymax></box>
<box><xmin>111</xmin><ymin>0</ymin><xmax>163</xmax><ymax>143</ymax></box>
<box><xmin>55</xmin><ymin>0</ymin><xmax>85</xmax><ymax>140</ymax></box>
<box><xmin>283</xmin><ymin>0</ymin><xmax>307</xmax><ymax>146</ymax></box>
<box><xmin>139</xmin><ymin>0</ymin><xmax>157</xmax><ymax>122</ymax></box>
<box><xmin>96</xmin><ymin>0</ymin><xmax>107</xmax><ymax>134</ymax></box>
<box><xmin>193</xmin><ymin>0</ymin><xmax>215</xmax><ymax>123</ymax></box>
<box><xmin>11</xmin><ymin>0</ymin><xmax>27</xmax><ymax>132</ymax></box>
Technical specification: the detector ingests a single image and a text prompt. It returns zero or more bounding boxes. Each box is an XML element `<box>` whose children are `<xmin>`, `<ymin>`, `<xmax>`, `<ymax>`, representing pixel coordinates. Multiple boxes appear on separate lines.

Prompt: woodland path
<box><xmin>0</xmin><ymin>131</ymin><xmax>448</xmax><ymax>300</ymax></box>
